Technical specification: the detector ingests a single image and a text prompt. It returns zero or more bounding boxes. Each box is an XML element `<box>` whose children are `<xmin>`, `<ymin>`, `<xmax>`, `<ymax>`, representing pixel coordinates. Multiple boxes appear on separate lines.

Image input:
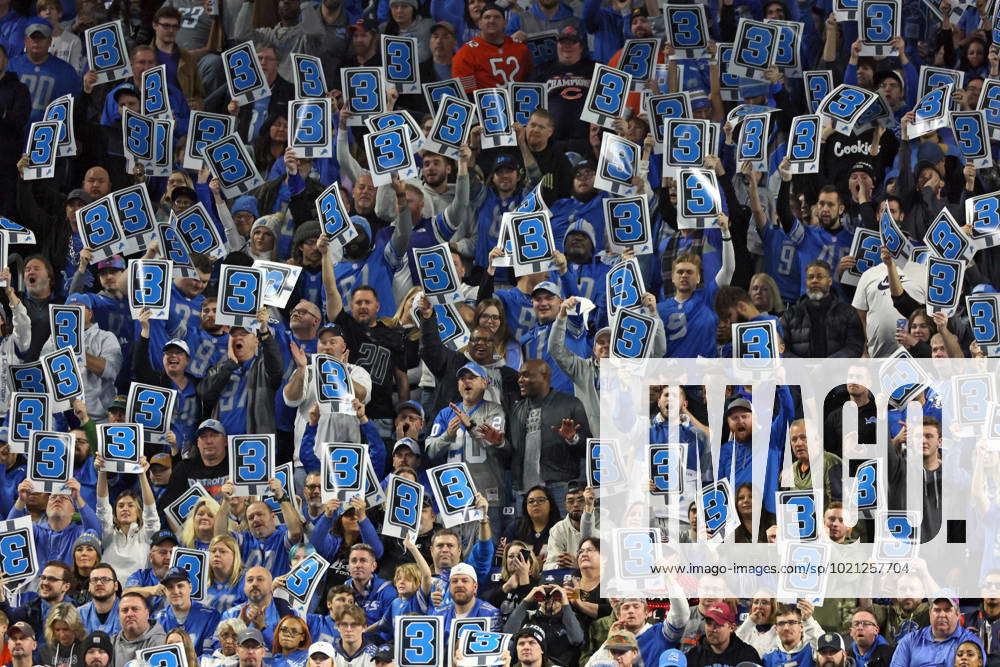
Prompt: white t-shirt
<box><xmin>286</xmin><ymin>363</ymin><xmax>373</xmax><ymax>465</ymax></box>
<box><xmin>851</xmin><ymin>261</ymin><xmax>928</xmax><ymax>358</ymax></box>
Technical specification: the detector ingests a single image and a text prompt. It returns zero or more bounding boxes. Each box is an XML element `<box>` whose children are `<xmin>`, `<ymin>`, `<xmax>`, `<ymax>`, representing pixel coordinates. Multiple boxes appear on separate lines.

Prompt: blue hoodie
<box><xmin>890</xmin><ymin>622</ymin><xmax>983</xmax><ymax>667</ymax></box>
<box><xmin>763</xmin><ymin>643</ymin><xmax>815</xmax><ymax>667</ymax></box>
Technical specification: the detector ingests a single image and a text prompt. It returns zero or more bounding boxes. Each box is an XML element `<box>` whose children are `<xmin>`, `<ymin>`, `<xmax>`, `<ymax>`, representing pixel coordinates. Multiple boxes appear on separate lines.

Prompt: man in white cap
<box><xmin>431</xmin><ymin>562</ymin><xmax>499</xmax><ymax>646</ymax></box>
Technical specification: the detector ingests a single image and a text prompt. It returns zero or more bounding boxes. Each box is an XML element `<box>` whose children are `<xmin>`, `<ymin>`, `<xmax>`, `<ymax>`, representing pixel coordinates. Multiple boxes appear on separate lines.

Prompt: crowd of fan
<box><xmin>0</xmin><ymin>0</ymin><xmax>996</xmax><ymax>664</ymax></box>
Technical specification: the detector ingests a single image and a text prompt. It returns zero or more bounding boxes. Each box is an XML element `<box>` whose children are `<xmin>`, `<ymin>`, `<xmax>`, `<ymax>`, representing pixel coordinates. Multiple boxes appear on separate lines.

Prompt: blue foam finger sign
<box><xmin>169</xmin><ymin>548</ymin><xmax>209</xmax><ymax>603</ymax></box>
<box><xmin>951</xmin><ymin>110</ymin><xmax>992</xmax><ymax>168</ymax></box>
<box><xmin>41</xmin><ymin>348</ymin><xmax>84</xmax><ymax>404</ymax></box>
<box><xmin>595</xmin><ymin>133</ymin><xmax>640</xmax><ymax>195</ymax></box>
<box><xmin>183</xmin><ymin>111</ymin><xmax>236</xmax><ymax>171</ymax></box>
<box><xmin>223</xmin><ymin>41</ymin><xmax>270</xmax><ymax>106</ymax></box>
<box><xmin>414</xmin><ymin>243</ymin><xmax>462</xmax><ymax>304</ymax></box>
<box><xmin>97</xmin><ymin>423</ymin><xmax>143</xmax><ymax>473</ymax></box>
<box><xmin>396</xmin><ymin>617</ymin><xmax>442</xmax><ymax>667</ymax></box>
<box><xmin>288</xmin><ymin>98</ymin><xmax>333</xmax><ymax>158</ymax></box>
<box><xmin>859</xmin><ymin>0</ymin><xmax>900</xmax><ymax>56</ymax></box>
<box><xmin>203</xmin><ymin>134</ymin><xmax>264</xmax><ymax>198</ymax></box>
<box><xmin>382</xmin><ymin>35</ymin><xmax>421</xmax><ymax>94</ymax></box>
<box><xmin>85</xmin><ymin>21</ymin><xmax>130</xmax><ymax>84</ymax></box>
<box><xmin>474</xmin><ymin>87</ymin><xmax>516</xmax><ymax>149</ymax></box>
<box><xmin>126</xmin><ymin>382</ymin><xmax>178</xmax><ymax>445</ymax></box>
<box><xmin>382</xmin><ymin>474</ymin><xmax>424</xmax><ymax>540</ymax></box>
<box><xmin>292</xmin><ymin>53</ymin><xmax>328</xmax><ymax>99</ymax></box>
<box><xmin>43</xmin><ymin>95</ymin><xmax>76</xmax><ymax>158</ymax></box>
<box><xmin>127</xmin><ymin>259</ymin><xmax>173</xmax><ymax>319</ymax></box>
<box><xmin>603</xmin><ymin>195</ymin><xmax>652</xmax><ymax>254</ymax></box>
<box><xmin>28</xmin><ymin>431</ymin><xmax>74</xmax><ymax>493</ymax></box>
<box><xmin>7</xmin><ymin>393</ymin><xmax>51</xmax><ymax>455</ymax></box>
<box><xmin>23</xmin><ymin>121</ymin><xmax>59</xmax><ymax>180</ymax></box>
<box><xmin>581</xmin><ymin>64</ymin><xmax>632</xmax><ymax>129</ymax></box>
<box><xmin>141</xmin><ymin>64</ymin><xmax>171</xmax><ymax>118</ymax></box>
<box><xmin>229</xmin><ymin>434</ymin><xmax>275</xmax><ymax>496</ymax></box>
<box><xmin>508</xmin><ymin>82</ymin><xmax>546</xmax><ymax>126</ymax></box>
<box><xmin>786</xmin><ymin>114</ymin><xmax>822</xmax><ymax>174</ymax></box>
<box><xmin>428</xmin><ymin>462</ymin><xmax>482</xmax><ymax>527</ymax></box>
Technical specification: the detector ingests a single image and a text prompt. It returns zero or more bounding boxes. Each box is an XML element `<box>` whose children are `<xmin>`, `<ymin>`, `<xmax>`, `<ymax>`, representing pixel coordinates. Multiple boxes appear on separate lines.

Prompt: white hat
<box><xmin>308</xmin><ymin>641</ymin><xmax>336</xmax><ymax>658</ymax></box>
<box><xmin>449</xmin><ymin>562</ymin><xmax>477</xmax><ymax>580</ymax></box>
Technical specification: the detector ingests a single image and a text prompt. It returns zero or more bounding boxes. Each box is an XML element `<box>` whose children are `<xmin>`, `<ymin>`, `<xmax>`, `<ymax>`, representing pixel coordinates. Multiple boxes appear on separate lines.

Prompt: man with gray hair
<box><xmin>779</xmin><ymin>260</ymin><xmax>865</xmax><ymax>358</ymax></box>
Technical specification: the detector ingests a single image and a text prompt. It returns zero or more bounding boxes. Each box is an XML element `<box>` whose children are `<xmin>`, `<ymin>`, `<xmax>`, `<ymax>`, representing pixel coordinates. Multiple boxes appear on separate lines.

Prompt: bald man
<box><xmin>508</xmin><ymin>359</ymin><xmax>591</xmax><ymax>512</ymax></box>
<box><xmin>219</xmin><ymin>566</ymin><xmax>295</xmax><ymax>647</ymax></box>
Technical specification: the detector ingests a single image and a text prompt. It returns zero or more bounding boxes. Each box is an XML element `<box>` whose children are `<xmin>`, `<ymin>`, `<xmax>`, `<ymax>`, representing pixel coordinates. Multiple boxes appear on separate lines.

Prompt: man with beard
<box><xmin>11</xmin><ymin>478</ymin><xmax>99</xmax><ymax>563</ymax></box>
<box><xmin>590</xmin><ymin>596</ymin><xmax>691</xmax><ymax>667</ymax></box>
<box><xmin>686</xmin><ymin>604</ymin><xmax>761</xmax><ymax>667</ymax></box>
<box><xmin>533</xmin><ymin>27</ymin><xmax>594</xmax><ymax>147</ymax></box>
<box><xmin>7</xmin><ymin>622</ymin><xmax>38</xmax><ymax>667</ymax></box>
<box><xmin>18</xmin><ymin>254</ymin><xmax>60</xmax><ymax>360</ymax></box>
<box><xmin>432</xmin><ymin>562</ymin><xmax>499</xmax><ymax>645</ymax></box>
<box><xmin>427</xmin><ymin>362</ymin><xmax>508</xmax><ymax>526</ymax></box>
<box><xmin>81</xmin><ymin>631</ymin><xmax>114</xmax><ymax>667</ymax></box>
<box><xmin>870</xmin><ymin>576</ymin><xmax>930</xmax><ymax>643</ymax></box>
<box><xmin>556</xmin><ymin>222</ymin><xmax>612</xmax><ymax>322</ymax></box>
<box><xmin>199</xmin><ymin>309</ymin><xmax>283</xmax><ymax>437</ymax></box>
<box><xmin>0</xmin><ymin>561</ymin><xmax>73</xmax><ymax>645</ymax></box>
<box><xmin>154</xmin><ymin>566</ymin><xmax>221</xmax><ymax>655</ymax></box>
<box><xmin>815</xmin><ymin>633</ymin><xmax>852</xmax><ymax>667</ymax></box>
<box><xmin>211</xmin><ymin>43</ymin><xmax>292</xmax><ymax>142</ymax></box>
<box><xmin>324</xmin><ymin>228</ymin><xmax>411</xmax><ymax>425</ymax></box>
<box><xmin>778</xmin><ymin>164</ymin><xmax>855</xmax><ymax>292</ymax></box>
<box><xmin>761</xmin><ymin>604</ymin><xmax>823</xmax><ymax>667</ymax></box>
<box><xmin>781</xmin><ymin>419</ymin><xmax>843</xmax><ymax>504</ymax></box>
<box><xmin>159</xmin><ymin>420</ymin><xmax>230</xmax><ymax>505</ymax></box>
<box><xmin>418</xmin><ymin>296</ymin><xmax>520</xmax><ymax>415</ymax></box>
<box><xmin>69</xmin><ymin>254</ymin><xmax>133</xmax><ymax>390</ymax></box>
<box><xmin>471</xmin><ymin>150</ymin><xmax>542</xmax><ymax>274</ymax></box>
<box><xmin>112</xmin><ymin>592</ymin><xmax>167</xmax><ymax>665</ymax></box>
<box><xmin>78</xmin><ymin>563</ymin><xmax>122</xmax><ymax>635</ymax></box>
<box><xmin>124</xmin><ymin>531</ymin><xmax>177</xmax><ymax>612</ymax></box>
<box><xmin>221</xmin><ymin>567</ymin><xmax>294</xmax><ymax>647</ymax></box>
<box><xmin>892</xmin><ymin>598</ymin><xmax>983</xmax><ymax>667</ymax></box>
<box><xmin>779</xmin><ymin>260</ymin><xmax>865</xmax><ymax>357</ymax></box>
<box><xmin>71</xmin><ymin>428</ymin><xmax>98</xmax><ymax>506</ymax></box>
<box><xmin>541</xmin><ymin>483</ymin><xmax>586</xmax><ymax>570</ymax></box>
<box><xmin>453</xmin><ymin>4</ymin><xmax>530</xmax><ymax>92</ymax></box>
<box><xmin>550</xmin><ymin>293</ymin><xmax>662</xmax><ymax>432</ymax></box>
<box><xmin>287</xmin><ymin>222</ymin><xmax>325</xmax><ymax>311</ymax></box>
<box><xmin>849</xmin><ymin>609</ymin><xmax>894</xmax><ymax>667</ymax></box>
<box><xmin>520</xmin><ymin>277</ymin><xmax>589</xmax><ymax>396</ymax></box>
<box><xmin>823</xmin><ymin>365</ymin><xmax>878</xmax><ymax>458</ymax></box>
<box><xmin>509</xmin><ymin>360</ymin><xmax>590</xmax><ymax>511</ymax></box>
<box><xmin>216</xmin><ymin>478</ymin><xmax>304</xmax><ymax>576</ymax></box>
<box><xmin>305</xmin><ymin>0</ymin><xmax>349</xmax><ymax>83</ymax></box>
<box><xmin>135</xmin><ymin>310</ymin><xmax>202</xmax><ymax>453</ymax></box>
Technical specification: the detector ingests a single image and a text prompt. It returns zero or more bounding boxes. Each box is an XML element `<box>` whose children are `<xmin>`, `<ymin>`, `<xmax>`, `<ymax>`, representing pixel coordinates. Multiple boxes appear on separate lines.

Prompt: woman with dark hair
<box><xmin>309</xmin><ymin>497</ymin><xmax>384</xmax><ymax>581</ymax></box>
<box><xmin>381</xmin><ymin>0</ymin><xmax>433</xmax><ymax>61</ymax></box>
<box><xmin>68</xmin><ymin>534</ymin><xmax>102</xmax><ymax>605</ymax></box>
<box><xmin>94</xmin><ymin>454</ymin><xmax>159</xmax><ymax>584</ymax></box>
<box><xmin>895</xmin><ymin>308</ymin><xmax>936</xmax><ymax>357</ymax></box>
<box><xmin>567</xmin><ymin>537</ymin><xmax>611</xmax><ymax>638</ymax></box>
<box><xmin>253</xmin><ymin>113</ymin><xmax>288</xmax><ymax>177</ymax></box>
<box><xmin>501</xmin><ymin>486</ymin><xmax>562</xmax><ymax>557</ymax></box>
<box><xmin>474</xmin><ymin>298</ymin><xmax>521</xmax><ymax>368</ymax></box>
<box><xmin>960</xmin><ymin>37</ymin><xmax>989</xmax><ymax>79</ymax></box>
<box><xmin>432</xmin><ymin>0</ymin><xmax>483</xmax><ymax>46</ymax></box>
<box><xmin>271</xmin><ymin>616</ymin><xmax>311</xmax><ymax>667</ymax></box>
<box><xmin>734</xmin><ymin>483</ymin><xmax>772</xmax><ymax>543</ymax></box>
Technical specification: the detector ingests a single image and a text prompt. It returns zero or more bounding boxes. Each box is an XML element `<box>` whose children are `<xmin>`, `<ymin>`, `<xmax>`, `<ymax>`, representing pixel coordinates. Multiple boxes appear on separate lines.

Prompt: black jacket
<box><xmin>198</xmin><ymin>331</ymin><xmax>284</xmax><ymax>433</ymax></box>
<box><xmin>852</xmin><ymin>642</ymin><xmax>895</xmax><ymax>667</ymax></box>
<box><xmin>780</xmin><ymin>292</ymin><xmax>865</xmax><ymax>358</ymax></box>
<box><xmin>686</xmin><ymin>633</ymin><xmax>762</xmax><ymax>667</ymax></box>
<box><xmin>0</xmin><ymin>70</ymin><xmax>30</xmax><ymax>219</ymax></box>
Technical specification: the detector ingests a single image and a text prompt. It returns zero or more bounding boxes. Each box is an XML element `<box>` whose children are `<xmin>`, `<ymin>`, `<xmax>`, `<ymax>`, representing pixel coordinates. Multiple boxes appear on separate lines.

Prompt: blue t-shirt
<box><xmin>8</xmin><ymin>54</ymin><xmax>81</xmax><ymax>122</ymax></box>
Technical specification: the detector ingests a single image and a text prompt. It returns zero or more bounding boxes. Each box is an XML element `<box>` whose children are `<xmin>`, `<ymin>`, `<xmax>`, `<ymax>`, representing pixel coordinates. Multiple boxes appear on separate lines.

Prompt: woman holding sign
<box><xmin>94</xmin><ymin>454</ymin><xmax>160</xmax><ymax>583</ymax></box>
<box><xmin>205</xmin><ymin>534</ymin><xmax>247</xmax><ymax>614</ymax></box>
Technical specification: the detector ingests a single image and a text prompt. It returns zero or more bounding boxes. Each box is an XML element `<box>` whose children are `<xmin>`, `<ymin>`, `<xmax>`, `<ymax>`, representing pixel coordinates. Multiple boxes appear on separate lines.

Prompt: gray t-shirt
<box><xmin>163</xmin><ymin>0</ymin><xmax>213</xmax><ymax>50</ymax></box>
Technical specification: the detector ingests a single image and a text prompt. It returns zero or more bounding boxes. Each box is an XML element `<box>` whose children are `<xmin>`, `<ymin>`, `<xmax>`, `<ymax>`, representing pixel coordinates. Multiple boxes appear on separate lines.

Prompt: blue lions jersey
<box><xmin>8</xmin><ymin>53</ymin><xmax>81</xmax><ymax>122</ymax></box>
<box><xmin>333</xmin><ymin>239</ymin><xmax>405</xmax><ymax>318</ymax></box>
<box><xmin>656</xmin><ymin>288</ymin><xmax>718</xmax><ymax>359</ymax></box>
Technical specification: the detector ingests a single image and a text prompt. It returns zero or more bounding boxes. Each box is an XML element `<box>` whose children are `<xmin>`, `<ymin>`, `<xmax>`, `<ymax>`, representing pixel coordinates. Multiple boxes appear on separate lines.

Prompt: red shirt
<box><xmin>452</xmin><ymin>36</ymin><xmax>532</xmax><ymax>93</ymax></box>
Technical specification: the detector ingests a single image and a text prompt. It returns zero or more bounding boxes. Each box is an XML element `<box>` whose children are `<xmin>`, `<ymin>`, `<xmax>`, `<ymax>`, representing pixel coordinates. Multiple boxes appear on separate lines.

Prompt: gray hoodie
<box><xmin>113</xmin><ymin>620</ymin><xmax>167</xmax><ymax>667</ymax></box>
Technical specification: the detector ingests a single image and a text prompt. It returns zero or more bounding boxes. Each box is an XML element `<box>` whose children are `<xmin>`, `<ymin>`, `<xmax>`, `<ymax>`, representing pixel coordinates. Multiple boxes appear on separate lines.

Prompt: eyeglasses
<box><xmin>478</xmin><ymin>314</ymin><xmax>501</xmax><ymax>321</ymax></box>
<box><xmin>89</xmin><ymin>576</ymin><xmax>114</xmax><ymax>584</ymax></box>
<box><xmin>156</xmin><ymin>21</ymin><xmax>180</xmax><ymax>29</ymax></box>
<box><xmin>279</xmin><ymin>627</ymin><xmax>303</xmax><ymax>636</ymax></box>
<box><xmin>775</xmin><ymin>620</ymin><xmax>801</xmax><ymax>627</ymax></box>
<box><xmin>526</xmin><ymin>497</ymin><xmax>549</xmax><ymax>505</ymax></box>
<box><xmin>39</xmin><ymin>575</ymin><xmax>64</xmax><ymax>583</ymax></box>
<box><xmin>851</xmin><ymin>621</ymin><xmax>877</xmax><ymax>629</ymax></box>
<box><xmin>291</xmin><ymin>307</ymin><xmax>317</xmax><ymax>316</ymax></box>
<box><xmin>578</xmin><ymin>546</ymin><xmax>597</xmax><ymax>554</ymax></box>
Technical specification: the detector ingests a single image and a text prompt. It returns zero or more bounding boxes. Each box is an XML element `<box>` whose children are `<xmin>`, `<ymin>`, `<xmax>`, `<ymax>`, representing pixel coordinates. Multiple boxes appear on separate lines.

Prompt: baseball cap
<box><xmin>850</xmin><ymin>160</ymin><xmax>875</xmax><ymax>179</ymax></box>
<box><xmin>9</xmin><ymin>622</ymin><xmax>34</xmax><ymax>639</ymax></box>
<box><xmin>109</xmin><ymin>395</ymin><xmax>128</xmax><ymax>412</ymax></box>
<box><xmin>515</xmin><ymin>624</ymin><xmax>547</xmax><ymax>651</ymax></box>
<box><xmin>431</xmin><ymin>20</ymin><xmax>456</xmax><ymax>35</ymax></box>
<box><xmin>349</xmin><ymin>17</ymin><xmax>379</xmax><ymax>33</ymax></box>
<box><xmin>318</xmin><ymin>323</ymin><xmax>345</xmax><ymax>338</ymax></box>
<box><xmin>817</xmin><ymin>632</ymin><xmax>846</xmax><ymax>653</ymax></box>
<box><xmin>308</xmin><ymin>641</ymin><xmax>336</xmax><ymax>658</ymax></box>
<box><xmin>631</xmin><ymin>6</ymin><xmax>649</xmax><ymax>18</ymax></box>
<box><xmin>933</xmin><ymin>589</ymin><xmax>960</xmax><ymax>609</ymax></box>
<box><xmin>113</xmin><ymin>84</ymin><xmax>140</xmax><ymax>102</ymax></box>
<box><xmin>917</xmin><ymin>141</ymin><xmax>945</xmax><ymax>166</ymax></box>
<box><xmin>237</xmin><ymin>627</ymin><xmax>265</xmax><ymax>647</ymax></box>
<box><xmin>457</xmin><ymin>361</ymin><xmax>488</xmax><ymax>379</ymax></box>
<box><xmin>605</xmin><ymin>629</ymin><xmax>639</xmax><ymax>651</ymax></box>
<box><xmin>492</xmin><ymin>154</ymin><xmax>520</xmax><ymax>173</ymax></box>
<box><xmin>150</xmin><ymin>452</ymin><xmax>172</xmax><ymax>469</ymax></box>
<box><xmin>573</xmin><ymin>159</ymin><xmax>597</xmax><ymax>175</ymax></box>
<box><xmin>171</xmin><ymin>186</ymin><xmax>197</xmax><ymax>203</ymax></box>
<box><xmin>725</xmin><ymin>397</ymin><xmax>752</xmax><ymax>417</ymax></box>
<box><xmin>449</xmin><ymin>562</ymin><xmax>477</xmax><ymax>580</ymax></box>
<box><xmin>25</xmin><ymin>18</ymin><xmax>52</xmax><ymax>37</ymax></box>
<box><xmin>150</xmin><ymin>529</ymin><xmax>179</xmax><ymax>547</ymax></box>
<box><xmin>661</xmin><ymin>649</ymin><xmax>688</xmax><ymax>667</ymax></box>
<box><xmin>83</xmin><ymin>632</ymin><xmax>113</xmax><ymax>657</ymax></box>
<box><xmin>703</xmin><ymin>603</ymin><xmax>737</xmax><ymax>625</ymax></box>
<box><xmin>395</xmin><ymin>400</ymin><xmax>425</xmax><ymax>420</ymax></box>
<box><xmin>160</xmin><ymin>566</ymin><xmax>190</xmax><ymax>585</ymax></box>
<box><xmin>531</xmin><ymin>281</ymin><xmax>562</xmax><ymax>299</ymax></box>
<box><xmin>350</xmin><ymin>215</ymin><xmax>372</xmax><ymax>240</ymax></box>
<box><xmin>97</xmin><ymin>256</ymin><xmax>126</xmax><ymax>272</ymax></box>
<box><xmin>197</xmin><ymin>419</ymin><xmax>226</xmax><ymax>435</ymax></box>
<box><xmin>66</xmin><ymin>188</ymin><xmax>94</xmax><ymax>205</ymax></box>
<box><xmin>373</xmin><ymin>645</ymin><xmax>394</xmax><ymax>664</ymax></box>
<box><xmin>595</xmin><ymin>326</ymin><xmax>612</xmax><ymax>341</ymax></box>
<box><xmin>65</xmin><ymin>292</ymin><xmax>95</xmax><ymax>310</ymax></box>
<box><xmin>393</xmin><ymin>437</ymin><xmax>421</xmax><ymax>457</ymax></box>
<box><xmin>557</xmin><ymin>25</ymin><xmax>583</xmax><ymax>43</ymax></box>
<box><xmin>164</xmin><ymin>339</ymin><xmax>190</xmax><ymax>355</ymax></box>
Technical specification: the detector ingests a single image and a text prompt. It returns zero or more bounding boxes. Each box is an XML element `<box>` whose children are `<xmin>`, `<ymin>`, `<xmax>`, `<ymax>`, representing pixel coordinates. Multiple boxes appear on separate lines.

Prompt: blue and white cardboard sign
<box><xmin>85</xmin><ymin>21</ymin><xmax>130</xmax><ymax>84</ymax></box>
<box><xmin>127</xmin><ymin>259</ymin><xmax>173</xmax><ymax>320</ymax></box>
<box><xmin>223</xmin><ymin>41</ymin><xmax>271</xmax><ymax>106</ymax></box>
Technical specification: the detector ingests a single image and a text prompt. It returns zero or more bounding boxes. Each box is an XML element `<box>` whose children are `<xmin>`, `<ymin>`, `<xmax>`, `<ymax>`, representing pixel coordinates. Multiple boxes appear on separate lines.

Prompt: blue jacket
<box><xmin>431</xmin><ymin>598</ymin><xmax>499</xmax><ymax>646</ymax></box>
<box><xmin>650</xmin><ymin>416</ymin><xmax>715</xmax><ymax>485</ymax></box>
<box><xmin>0</xmin><ymin>10</ymin><xmax>27</xmax><ymax>59</ymax></box>
<box><xmin>308</xmin><ymin>514</ymin><xmax>384</xmax><ymax>562</ymax></box>
<box><xmin>306</xmin><ymin>614</ymin><xmax>341</xmax><ymax>645</ymax></box>
<box><xmin>352</xmin><ymin>575</ymin><xmax>398</xmax><ymax>643</ymax></box>
<box><xmin>581</xmin><ymin>0</ymin><xmax>626</xmax><ymax>64</ymax></box>
<box><xmin>7</xmin><ymin>506</ymin><xmax>100</xmax><ymax>564</ymax></box>
<box><xmin>78</xmin><ymin>598</ymin><xmax>121</xmax><ymax>635</ymax></box>
<box><xmin>155</xmin><ymin>601</ymin><xmax>221</xmax><ymax>656</ymax></box>
<box><xmin>890</xmin><ymin>623</ymin><xmax>983</xmax><ymax>667</ymax></box>
<box><xmin>763</xmin><ymin>643</ymin><xmax>815</xmax><ymax>667</ymax></box>
<box><xmin>233</xmin><ymin>524</ymin><xmax>296</xmax><ymax>577</ymax></box>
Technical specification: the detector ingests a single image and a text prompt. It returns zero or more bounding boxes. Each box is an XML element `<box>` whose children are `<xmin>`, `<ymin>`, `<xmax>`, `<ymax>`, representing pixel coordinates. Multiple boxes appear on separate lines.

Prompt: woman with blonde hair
<box><xmin>271</xmin><ymin>616</ymin><xmax>311</xmax><ymax>667</ymax></box>
<box><xmin>94</xmin><ymin>454</ymin><xmax>159</xmax><ymax>583</ymax></box>
<box><xmin>484</xmin><ymin>540</ymin><xmax>541</xmax><ymax>617</ymax></box>
<box><xmin>200</xmin><ymin>618</ymin><xmax>246</xmax><ymax>667</ymax></box>
<box><xmin>180</xmin><ymin>497</ymin><xmax>221</xmax><ymax>549</ymax></box>
<box><xmin>166</xmin><ymin>628</ymin><xmax>200</xmax><ymax>667</ymax></box>
<box><xmin>205</xmin><ymin>534</ymin><xmax>245</xmax><ymax>614</ymax></box>
<box><xmin>40</xmin><ymin>602</ymin><xmax>87</xmax><ymax>667</ymax></box>
<box><xmin>748</xmin><ymin>273</ymin><xmax>785</xmax><ymax>315</ymax></box>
